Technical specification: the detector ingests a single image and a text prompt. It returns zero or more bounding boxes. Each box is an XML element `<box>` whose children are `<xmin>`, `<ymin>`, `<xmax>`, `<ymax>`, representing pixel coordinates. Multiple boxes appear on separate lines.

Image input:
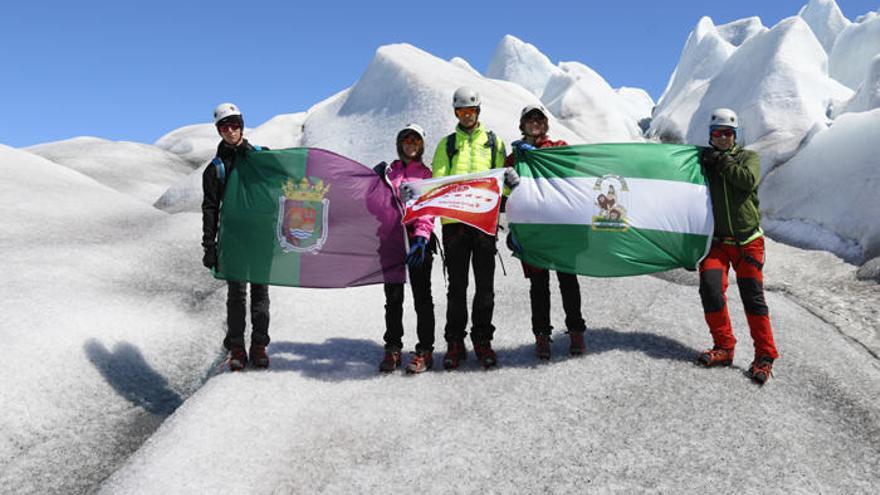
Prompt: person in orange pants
<box><xmin>697</xmin><ymin>108</ymin><xmax>779</xmax><ymax>385</ymax></box>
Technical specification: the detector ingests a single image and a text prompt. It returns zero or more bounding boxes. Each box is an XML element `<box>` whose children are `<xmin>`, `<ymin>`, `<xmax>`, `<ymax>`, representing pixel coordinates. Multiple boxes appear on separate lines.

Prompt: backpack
<box><xmin>445</xmin><ymin>130</ymin><xmax>498</xmax><ymax>174</ymax></box>
<box><xmin>212</xmin><ymin>145</ymin><xmax>263</xmax><ymax>185</ymax></box>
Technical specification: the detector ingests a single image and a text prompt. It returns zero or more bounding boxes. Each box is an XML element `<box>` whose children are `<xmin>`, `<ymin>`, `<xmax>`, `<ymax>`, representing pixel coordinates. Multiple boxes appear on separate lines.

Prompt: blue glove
<box><xmin>406</xmin><ymin>236</ymin><xmax>428</xmax><ymax>268</ymax></box>
<box><xmin>511</xmin><ymin>140</ymin><xmax>536</xmax><ymax>152</ymax></box>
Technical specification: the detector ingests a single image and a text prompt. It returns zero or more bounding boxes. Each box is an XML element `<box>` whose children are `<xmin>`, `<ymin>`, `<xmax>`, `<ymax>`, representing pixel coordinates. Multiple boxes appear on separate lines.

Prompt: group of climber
<box><xmin>200</xmin><ymin>88</ymin><xmax>777</xmax><ymax>385</ymax></box>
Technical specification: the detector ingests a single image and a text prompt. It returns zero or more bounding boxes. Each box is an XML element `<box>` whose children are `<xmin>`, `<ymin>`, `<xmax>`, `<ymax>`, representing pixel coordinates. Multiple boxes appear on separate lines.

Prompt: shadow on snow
<box><xmin>263</xmin><ymin>327</ymin><xmax>699</xmax><ymax>380</ymax></box>
<box><xmin>84</xmin><ymin>339</ymin><xmax>183</xmax><ymax>416</ymax></box>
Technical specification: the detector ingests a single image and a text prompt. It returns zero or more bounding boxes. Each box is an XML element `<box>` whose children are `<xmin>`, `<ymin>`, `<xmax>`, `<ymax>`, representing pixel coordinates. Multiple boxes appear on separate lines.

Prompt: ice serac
<box><xmin>616</xmin><ymin>87</ymin><xmax>655</xmax><ymax>131</ymax></box>
<box><xmin>541</xmin><ymin>61</ymin><xmax>645</xmax><ymax>143</ymax></box>
<box><xmin>486</xmin><ymin>35</ymin><xmax>562</xmax><ymax>97</ymax></box>
<box><xmin>798</xmin><ymin>0</ymin><xmax>851</xmax><ymax>53</ymax></box>
<box><xmin>450</xmin><ymin>57</ymin><xmax>481</xmax><ymax>76</ymax></box>
<box><xmin>301</xmin><ymin>43</ymin><xmax>582</xmax><ymax>167</ymax></box>
<box><xmin>649</xmin><ymin>17</ymin><xmax>739</xmax><ymax>143</ymax></box>
<box><xmin>829</xmin><ymin>12</ymin><xmax>880</xmax><ymax>89</ymax></box>
<box><xmin>716</xmin><ymin>16</ymin><xmax>768</xmax><ymax>47</ymax></box>
<box><xmin>759</xmin><ymin>109</ymin><xmax>880</xmax><ymax>262</ymax></box>
<box><xmin>26</xmin><ymin>137</ymin><xmax>192</xmax><ymax>204</ymax></box>
<box><xmin>247</xmin><ymin>112</ymin><xmax>306</xmax><ymax>150</ymax></box>
<box><xmin>843</xmin><ymin>55</ymin><xmax>880</xmax><ymax>113</ymax></box>
<box><xmin>155</xmin><ymin>123</ymin><xmax>221</xmax><ymax>167</ymax></box>
<box><xmin>685</xmin><ymin>16</ymin><xmax>852</xmax><ymax>175</ymax></box>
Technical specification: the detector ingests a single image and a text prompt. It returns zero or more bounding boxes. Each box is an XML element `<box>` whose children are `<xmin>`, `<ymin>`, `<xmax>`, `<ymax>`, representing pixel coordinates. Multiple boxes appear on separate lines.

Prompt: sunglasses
<box><xmin>455</xmin><ymin>107</ymin><xmax>478</xmax><ymax>118</ymax></box>
<box><xmin>218</xmin><ymin>122</ymin><xmax>241</xmax><ymax>132</ymax></box>
<box><xmin>401</xmin><ymin>135</ymin><xmax>423</xmax><ymax>145</ymax></box>
<box><xmin>710</xmin><ymin>128</ymin><xmax>735</xmax><ymax>138</ymax></box>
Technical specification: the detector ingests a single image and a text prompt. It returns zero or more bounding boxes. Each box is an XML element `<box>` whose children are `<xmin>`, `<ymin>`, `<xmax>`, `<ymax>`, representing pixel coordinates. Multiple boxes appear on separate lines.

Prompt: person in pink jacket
<box><xmin>374</xmin><ymin>124</ymin><xmax>437</xmax><ymax>374</ymax></box>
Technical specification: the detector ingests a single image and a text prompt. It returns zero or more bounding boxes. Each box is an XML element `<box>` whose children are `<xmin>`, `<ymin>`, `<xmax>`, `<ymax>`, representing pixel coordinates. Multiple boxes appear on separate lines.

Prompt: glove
<box><xmin>399</xmin><ymin>182</ymin><xmax>417</xmax><ymax>203</ymax></box>
<box><xmin>504</xmin><ymin>167</ymin><xmax>520</xmax><ymax>189</ymax></box>
<box><xmin>405</xmin><ymin>236</ymin><xmax>428</xmax><ymax>268</ymax></box>
<box><xmin>511</xmin><ymin>140</ymin><xmax>536</xmax><ymax>152</ymax></box>
<box><xmin>202</xmin><ymin>245</ymin><xmax>218</xmax><ymax>269</ymax></box>
<box><xmin>700</xmin><ymin>148</ymin><xmax>724</xmax><ymax>170</ymax></box>
<box><xmin>506</xmin><ymin>232</ymin><xmax>523</xmax><ymax>255</ymax></box>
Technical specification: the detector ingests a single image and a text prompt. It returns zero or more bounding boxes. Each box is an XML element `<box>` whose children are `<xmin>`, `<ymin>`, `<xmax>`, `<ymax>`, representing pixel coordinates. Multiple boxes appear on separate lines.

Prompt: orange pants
<box><xmin>698</xmin><ymin>236</ymin><xmax>779</xmax><ymax>360</ymax></box>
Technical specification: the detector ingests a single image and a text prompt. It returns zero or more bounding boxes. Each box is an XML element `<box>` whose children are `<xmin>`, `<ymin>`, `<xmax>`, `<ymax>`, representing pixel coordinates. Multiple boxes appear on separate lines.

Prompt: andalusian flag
<box><xmin>507</xmin><ymin>143</ymin><xmax>713</xmax><ymax>277</ymax></box>
<box><xmin>216</xmin><ymin>148</ymin><xmax>407</xmax><ymax>287</ymax></box>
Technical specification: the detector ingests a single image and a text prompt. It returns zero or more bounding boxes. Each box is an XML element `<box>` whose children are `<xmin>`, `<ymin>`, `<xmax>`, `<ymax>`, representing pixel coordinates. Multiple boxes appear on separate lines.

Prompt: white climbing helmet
<box><xmin>398</xmin><ymin>123</ymin><xmax>426</xmax><ymax>142</ymax></box>
<box><xmin>709</xmin><ymin>108</ymin><xmax>738</xmax><ymax>129</ymax></box>
<box><xmin>520</xmin><ymin>104</ymin><xmax>548</xmax><ymax>120</ymax></box>
<box><xmin>453</xmin><ymin>87</ymin><xmax>481</xmax><ymax>108</ymax></box>
<box><xmin>213</xmin><ymin>102</ymin><xmax>242</xmax><ymax>124</ymax></box>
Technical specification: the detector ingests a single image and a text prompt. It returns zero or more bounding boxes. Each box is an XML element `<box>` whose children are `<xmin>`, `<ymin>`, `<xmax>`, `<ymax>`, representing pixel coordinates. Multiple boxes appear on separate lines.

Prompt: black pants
<box><xmin>382</xmin><ymin>250</ymin><xmax>435</xmax><ymax>352</ymax></box>
<box><xmin>528</xmin><ymin>269</ymin><xmax>585</xmax><ymax>336</ymax></box>
<box><xmin>223</xmin><ymin>281</ymin><xmax>270</xmax><ymax>351</ymax></box>
<box><xmin>442</xmin><ymin>223</ymin><xmax>496</xmax><ymax>344</ymax></box>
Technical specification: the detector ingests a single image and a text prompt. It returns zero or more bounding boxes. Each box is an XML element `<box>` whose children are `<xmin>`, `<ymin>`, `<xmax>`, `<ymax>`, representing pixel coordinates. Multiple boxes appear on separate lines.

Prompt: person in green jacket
<box><xmin>432</xmin><ymin>86</ymin><xmax>507</xmax><ymax>370</ymax></box>
<box><xmin>696</xmin><ymin>108</ymin><xmax>778</xmax><ymax>385</ymax></box>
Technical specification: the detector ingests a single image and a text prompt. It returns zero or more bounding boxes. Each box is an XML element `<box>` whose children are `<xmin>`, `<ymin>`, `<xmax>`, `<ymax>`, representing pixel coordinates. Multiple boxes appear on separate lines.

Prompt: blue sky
<box><xmin>2</xmin><ymin>0</ymin><xmax>876</xmax><ymax>147</ymax></box>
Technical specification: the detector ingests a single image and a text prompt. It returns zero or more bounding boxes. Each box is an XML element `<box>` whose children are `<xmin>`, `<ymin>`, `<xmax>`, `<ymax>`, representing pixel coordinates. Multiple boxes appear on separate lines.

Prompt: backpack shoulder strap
<box><xmin>445</xmin><ymin>133</ymin><xmax>458</xmax><ymax>175</ymax></box>
<box><xmin>485</xmin><ymin>131</ymin><xmax>497</xmax><ymax>169</ymax></box>
<box><xmin>210</xmin><ymin>156</ymin><xmax>226</xmax><ymax>185</ymax></box>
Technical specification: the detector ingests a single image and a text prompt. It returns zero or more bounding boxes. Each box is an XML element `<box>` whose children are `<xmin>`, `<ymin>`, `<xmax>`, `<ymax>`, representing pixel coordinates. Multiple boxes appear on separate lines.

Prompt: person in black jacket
<box><xmin>201</xmin><ymin>102</ymin><xmax>270</xmax><ymax>371</ymax></box>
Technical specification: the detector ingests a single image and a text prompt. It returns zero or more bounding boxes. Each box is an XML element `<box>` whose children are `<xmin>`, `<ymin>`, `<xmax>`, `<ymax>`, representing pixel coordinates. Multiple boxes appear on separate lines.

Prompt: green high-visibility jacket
<box><xmin>432</xmin><ymin>123</ymin><xmax>507</xmax><ymax>225</ymax></box>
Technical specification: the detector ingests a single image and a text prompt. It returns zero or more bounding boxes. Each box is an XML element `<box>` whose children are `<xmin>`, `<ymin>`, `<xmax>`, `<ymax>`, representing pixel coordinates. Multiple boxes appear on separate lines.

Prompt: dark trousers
<box><xmin>382</xmin><ymin>250</ymin><xmax>435</xmax><ymax>352</ymax></box>
<box><xmin>442</xmin><ymin>223</ymin><xmax>497</xmax><ymax>344</ymax></box>
<box><xmin>223</xmin><ymin>281</ymin><xmax>270</xmax><ymax>351</ymax></box>
<box><xmin>528</xmin><ymin>269</ymin><xmax>586</xmax><ymax>336</ymax></box>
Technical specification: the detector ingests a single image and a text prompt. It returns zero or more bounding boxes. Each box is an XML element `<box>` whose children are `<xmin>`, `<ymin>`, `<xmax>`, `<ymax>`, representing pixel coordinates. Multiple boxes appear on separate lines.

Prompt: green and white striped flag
<box><xmin>507</xmin><ymin>143</ymin><xmax>713</xmax><ymax>277</ymax></box>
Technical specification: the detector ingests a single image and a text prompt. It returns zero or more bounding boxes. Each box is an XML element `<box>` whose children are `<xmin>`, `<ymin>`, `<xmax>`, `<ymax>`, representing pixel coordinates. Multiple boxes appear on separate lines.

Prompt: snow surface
<box><xmin>0</xmin><ymin>145</ymin><xmax>224</xmax><ymax>493</ymax></box>
<box><xmin>26</xmin><ymin>137</ymin><xmax>193</xmax><ymax>204</ymax></box>
<box><xmin>759</xmin><ymin>109</ymin><xmax>880</xmax><ymax>262</ymax></box>
<box><xmin>6</xmin><ymin>4</ymin><xmax>880</xmax><ymax>490</ymax></box>
<box><xmin>98</xmin><ymin>233</ymin><xmax>880</xmax><ymax>493</ymax></box>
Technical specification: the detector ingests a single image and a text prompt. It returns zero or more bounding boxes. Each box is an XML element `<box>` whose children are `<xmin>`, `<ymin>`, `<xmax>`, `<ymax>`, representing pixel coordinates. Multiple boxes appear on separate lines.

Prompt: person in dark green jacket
<box><xmin>432</xmin><ymin>86</ymin><xmax>507</xmax><ymax>370</ymax></box>
<box><xmin>696</xmin><ymin>108</ymin><xmax>778</xmax><ymax>385</ymax></box>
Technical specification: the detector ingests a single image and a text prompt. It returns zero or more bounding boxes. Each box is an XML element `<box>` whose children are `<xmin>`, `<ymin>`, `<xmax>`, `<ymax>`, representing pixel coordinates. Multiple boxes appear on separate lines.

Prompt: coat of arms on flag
<box><xmin>277</xmin><ymin>177</ymin><xmax>331</xmax><ymax>253</ymax></box>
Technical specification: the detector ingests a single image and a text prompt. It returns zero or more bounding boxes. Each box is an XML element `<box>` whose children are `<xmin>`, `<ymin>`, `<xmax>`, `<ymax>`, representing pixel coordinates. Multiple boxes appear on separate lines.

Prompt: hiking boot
<box><xmin>406</xmin><ymin>351</ymin><xmax>433</xmax><ymax>374</ymax></box>
<box><xmin>474</xmin><ymin>341</ymin><xmax>498</xmax><ymax>369</ymax></box>
<box><xmin>227</xmin><ymin>347</ymin><xmax>248</xmax><ymax>372</ymax></box>
<box><xmin>748</xmin><ymin>356</ymin><xmax>774</xmax><ymax>385</ymax></box>
<box><xmin>535</xmin><ymin>334</ymin><xmax>552</xmax><ymax>360</ymax></box>
<box><xmin>697</xmin><ymin>347</ymin><xmax>734</xmax><ymax>367</ymax></box>
<box><xmin>379</xmin><ymin>348</ymin><xmax>402</xmax><ymax>373</ymax></box>
<box><xmin>443</xmin><ymin>340</ymin><xmax>467</xmax><ymax>370</ymax></box>
<box><xmin>249</xmin><ymin>344</ymin><xmax>269</xmax><ymax>369</ymax></box>
<box><xmin>568</xmin><ymin>330</ymin><xmax>586</xmax><ymax>356</ymax></box>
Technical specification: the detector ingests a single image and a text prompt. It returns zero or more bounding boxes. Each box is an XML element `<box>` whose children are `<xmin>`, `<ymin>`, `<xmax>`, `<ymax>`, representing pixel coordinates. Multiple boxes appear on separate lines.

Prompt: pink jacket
<box><xmin>381</xmin><ymin>159</ymin><xmax>435</xmax><ymax>240</ymax></box>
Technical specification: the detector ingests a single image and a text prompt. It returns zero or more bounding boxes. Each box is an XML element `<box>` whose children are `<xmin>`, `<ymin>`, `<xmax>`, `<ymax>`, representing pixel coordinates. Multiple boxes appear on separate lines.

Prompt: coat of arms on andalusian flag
<box><xmin>277</xmin><ymin>177</ymin><xmax>331</xmax><ymax>253</ymax></box>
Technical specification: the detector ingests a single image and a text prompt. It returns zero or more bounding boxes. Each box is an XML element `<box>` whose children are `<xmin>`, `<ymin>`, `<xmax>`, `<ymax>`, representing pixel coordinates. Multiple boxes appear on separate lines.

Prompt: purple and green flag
<box><xmin>215</xmin><ymin>148</ymin><xmax>407</xmax><ymax>287</ymax></box>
